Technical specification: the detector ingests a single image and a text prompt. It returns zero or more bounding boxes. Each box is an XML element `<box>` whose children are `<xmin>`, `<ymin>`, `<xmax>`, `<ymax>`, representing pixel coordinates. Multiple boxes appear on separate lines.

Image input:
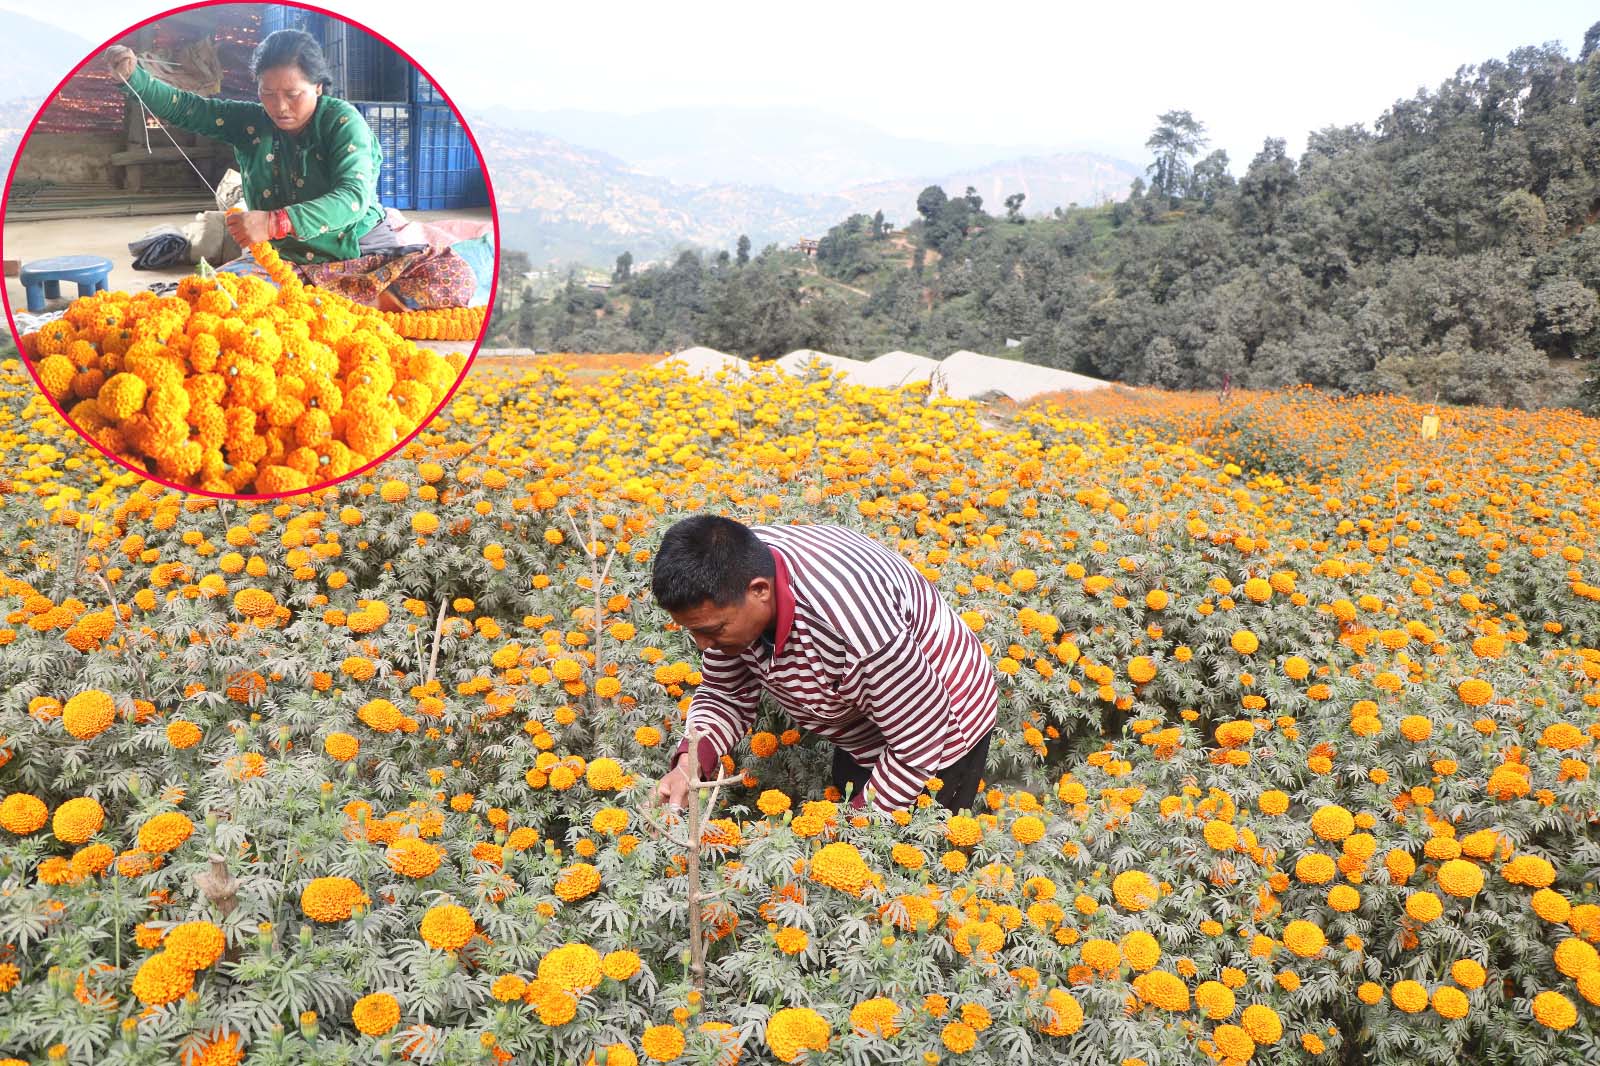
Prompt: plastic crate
<box><xmin>412</xmin><ymin>106</ymin><xmax>486</xmax><ymax>210</ymax></box>
<box><xmin>355</xmin><ymin>103</ymin><xmax>414</xmax><ymax>210</ymax></box>
<box><xmin>410</xmin><ymin>68</ymin><xmax>446</xmax><ymax>106</ymax></box>
<box><xmin>323</xmin><ymin>22</ymin><xmax>408</xmax><ymax>102</ymax></box>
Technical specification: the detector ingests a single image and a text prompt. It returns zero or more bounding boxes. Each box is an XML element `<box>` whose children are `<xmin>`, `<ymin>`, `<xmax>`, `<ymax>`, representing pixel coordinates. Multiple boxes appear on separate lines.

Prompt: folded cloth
<box><xmin>129</xmin><ymin>226</ymin><xmax>191</xmax><ymax>270</ymax></box>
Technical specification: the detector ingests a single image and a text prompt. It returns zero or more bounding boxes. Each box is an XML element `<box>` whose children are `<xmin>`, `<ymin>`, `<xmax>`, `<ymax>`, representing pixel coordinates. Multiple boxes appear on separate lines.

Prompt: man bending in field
<box><xmin>652</xmin><ymin>515</ymin><xmax>998</xmax><ymax>815</ymax></box>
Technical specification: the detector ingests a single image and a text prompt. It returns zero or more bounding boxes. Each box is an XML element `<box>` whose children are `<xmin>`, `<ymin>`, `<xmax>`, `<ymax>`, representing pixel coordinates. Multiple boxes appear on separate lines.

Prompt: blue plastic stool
<box><xmin>19</xmin><ymin>255</ymin><xmax>114</xmax><ymax>313</ymax></box>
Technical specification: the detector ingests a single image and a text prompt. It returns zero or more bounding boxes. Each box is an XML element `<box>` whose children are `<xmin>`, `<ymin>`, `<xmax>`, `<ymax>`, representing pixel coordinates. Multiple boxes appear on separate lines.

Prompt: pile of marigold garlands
<box><xmin>0</xmin><ymin>350</ymin><xmax>1597</xmax><ymax>1065</ymax></box>
<box><xmin>15</xmin><ymin>236</ymin><xmax>475</xmax><ymax>496</ymax></box>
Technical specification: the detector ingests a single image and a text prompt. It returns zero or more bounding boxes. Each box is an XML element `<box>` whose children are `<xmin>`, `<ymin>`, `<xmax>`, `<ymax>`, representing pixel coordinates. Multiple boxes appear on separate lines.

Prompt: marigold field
<box><xmin>0</xmin><ymin>351</ymin><xmax>1598</xmax><ymax>1066</ymax></box>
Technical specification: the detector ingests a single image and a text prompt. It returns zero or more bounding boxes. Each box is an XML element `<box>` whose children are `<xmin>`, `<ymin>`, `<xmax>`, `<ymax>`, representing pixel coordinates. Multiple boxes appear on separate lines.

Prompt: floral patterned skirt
<box><xmin>217</xmin><ymin>246</ymin><xmax>475</xmax><ymax>311</ymax></box>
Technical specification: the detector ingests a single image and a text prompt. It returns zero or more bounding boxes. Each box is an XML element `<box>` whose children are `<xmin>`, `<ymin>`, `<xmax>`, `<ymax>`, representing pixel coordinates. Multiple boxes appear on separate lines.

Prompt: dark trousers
<box><xmin>832</xmin><ymin>730</ymin><xmax>992</xmax><ymax>814</ymax></box>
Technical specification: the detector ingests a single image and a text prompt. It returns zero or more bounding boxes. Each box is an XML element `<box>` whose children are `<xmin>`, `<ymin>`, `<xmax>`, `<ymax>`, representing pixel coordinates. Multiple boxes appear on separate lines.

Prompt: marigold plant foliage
<box><xmin>0</xmin><ymin>356</ymin><xmax>1597</xmax><ymax>1063</ymax></box>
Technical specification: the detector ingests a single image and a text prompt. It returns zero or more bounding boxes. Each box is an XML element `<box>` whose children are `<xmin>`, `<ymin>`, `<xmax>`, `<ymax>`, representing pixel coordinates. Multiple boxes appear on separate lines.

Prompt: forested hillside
<box><xmin>488</xmin><ymin>24</ymin><xmax>1600</xmax><ymax>410</ymax></box>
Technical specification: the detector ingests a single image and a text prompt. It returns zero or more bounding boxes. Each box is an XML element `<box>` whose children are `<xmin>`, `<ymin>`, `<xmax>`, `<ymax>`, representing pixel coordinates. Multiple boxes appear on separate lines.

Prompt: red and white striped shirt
<box><xmin>675</xmin><ymin>523</ymin><xmax>998</xmax><ymax>812</ymax></box>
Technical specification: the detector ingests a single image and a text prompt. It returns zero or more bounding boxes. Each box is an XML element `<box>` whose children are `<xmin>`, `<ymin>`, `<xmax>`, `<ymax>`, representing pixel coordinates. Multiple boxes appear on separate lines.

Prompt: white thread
<box><xmin>117</xmin><ymin>65</ymin><xmax>226</xmax><ymax>210</ymax></box>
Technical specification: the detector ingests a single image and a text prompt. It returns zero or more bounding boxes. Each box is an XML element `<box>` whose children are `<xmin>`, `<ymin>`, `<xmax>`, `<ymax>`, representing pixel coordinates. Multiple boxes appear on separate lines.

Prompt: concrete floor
<box><xmin>4</xmin><ymin>207</ymin><xmax>493</xmax><ymax>357</ymax></box>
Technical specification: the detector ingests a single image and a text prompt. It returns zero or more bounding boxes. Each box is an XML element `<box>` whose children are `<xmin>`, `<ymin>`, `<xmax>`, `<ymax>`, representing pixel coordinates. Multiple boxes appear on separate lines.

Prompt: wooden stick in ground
<box><xmin>425</xmin><ymin>599</ymin><xmax>449</xmax><ymax>686</ymax></box>
<box><xmin>685</xmin><ymin>725</ymin><xmax>708</xmax><ymax>992</ymax></box>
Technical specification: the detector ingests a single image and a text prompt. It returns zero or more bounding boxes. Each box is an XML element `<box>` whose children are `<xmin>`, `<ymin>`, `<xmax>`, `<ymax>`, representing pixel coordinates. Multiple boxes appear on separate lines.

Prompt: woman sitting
<box><xmin>105</xmin><ymin>30</ymin><xmax>474</xmax><ymax>312</ymax></box>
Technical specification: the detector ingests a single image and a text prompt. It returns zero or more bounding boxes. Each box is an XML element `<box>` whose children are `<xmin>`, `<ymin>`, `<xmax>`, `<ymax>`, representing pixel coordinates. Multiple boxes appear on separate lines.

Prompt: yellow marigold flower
<box><xmin>1310</xmin><ymin>804</ymin><xmax>1354</xmax><ymax>842</ymax></box>
<box><xmin>1011</xmin><ymin>815</ymin><xmax>1046</xmax><ymax>844</ymax></box>
<box><xmin>137</xmin><ymin>811</ymin><xmax>194</xmax><ymax>854</ymax></box>
<box><xmin>131</xmin><ymin>952</ymin><xmax>193</xmax><ymax>1005</ymax></box>
<box><xmin>323</xmin><ymin>732</ymin><xmax>359</xmax><ymax>761</ymax></box>
<box><xmin>1240</xmin><ymin>1004</ymin><xmax>1282</xmax><ymax>1044</ymax></box>
<box><xmin>602</xmin><ymin>950</ymin><xmax>641</xmax><ymax>981</ymax></box>
<box><xmin>1111</xmin><ymin>869</ymin><xmax>1159</xmax><ymax>912</ymax></box>
<box><xmin>1282</xmin><ymin>920</ymin><xmax>1326</xmax><ymax>958</ymax></box>
<box><xmin>352</xmin><ymin>991</ymin><xmax>400</xmax><ymax>1036</ymax></box>
<box><xmin>51</xmin><ymin>797</ymin><xmax>104</xmax><ymax>844</ymax></box>
<box><xmin>166</xmin><ymin>720</ymin><xmax>203</xmax><ymax>749</ymax></box>
<box><xmin>1457</xmin><ymin>678</ymin><xmax>1493</xmax><ymax>706</ymax></box>
<box><xmin>357</xmin><ymin>698</ymin><xmax>402</xmax><ymax>733</ymax></box>
<box><xmin>585</xmin><ymin>757</ymin><xmax>626</xmax><ymax>791</ymax></box>
<box><xmin>945</xmin><ymin>814</ymin><xmax>982</xmax><ymax>847</ymax></box>
<box><xmin>1328</xmin><ymin>885</ymin><xmax>1361</xmax><ymax>912</ymax></box>
<box><xmin>1257</xmin><ymin>789</ymin><xmax>1289</xmax><ymax>815</ymax></box>
<box><xmin>810</xmin><ymin>842</ymin><xmax>873</xmax><ymax>896</ymax></box>
<box><xmin>892</xmin><ymin>843</ymin><xmax>926</xmax><ymax>870</ymax></box>
<box><xmin>555</xmin><ymin>862</ymin><xmax>601</xmax><ymax>902</ymax></box>
<box><xmin>1398</xmin><ymin>714</ymin><xmax>1432</xmax><ymax>742</ymax></box>
<box><xmin>1212</xmin><ymin>1024</ymin><xmax>1255</xmax><ymax>1061</ymax></box>
<box><xmin>232</xmin><ymin>588</ymin><xmax>277</xmax><ymax>619</ymax></box>
<box><xmin>766</xmin><ymin>1007</ymin><xmax>831</xmax><ymax>1063</ymax></box>
<box><xmin>1033</xmin><ymin>988</ymin><xmax>1084</xmax><ymax>1036</ymax></box>
<box><xmin>1437</xmin><ymin>858</ymin><xmax>1484</xmax><ymax>898</ymax></box>
<box><xmin>1554</xmin><ymin>938</ymin><xmax>1599</xmax><ymax>979</ymax></box>
<box><xmin>419</xmin><ymin>903</ymin><xmax>475</xmax><ymax>951</ymax></box>
<box><xmin>850</xmin><ymin>996</ymin><xmax>902</xmax><ymax>1037</ymax></box>
<box><xmin>1390</xmin><ymin>980</ymin><xmax>1429</xmax><ymax>1013</ymax></box>
<box><xmin>1531</xmin><ymin>888</ymin><xmax>1571</xmax><ymax>924</ymax></box>
<box><xmin>1406</xmin><ymin>891</ymin><xmax>1444</xmax><ymax>923</ymax></box>
<box><xmin>163</xmin><ymin>921</ymin><xmax>225</xmax><ymax>971</ymax></box>
<box><xmin>490</xmin><ymin>974</ymin><xmax>527</xmax><ymax>1002</ymax></box>
<box><xmin>1531</xmin><ymin>990</ymin><xmax>1576</xmax><ymax>1030</ymax></box>
<box><xmin>538</xmin><ymin>943</ymin><xmax>602</xmax><ymax>993</ymax></box>
<box><xmin>1120</xmin><ymin>930</ymin><xmax>1161</xmax><ymax>971</ymax></box>
<box><xmin>641</xmin><ymin>1024</ymin><xmax>686</xmax><ymax>1061</ymax></box>
<box><xmin>1128</xmin><ymin>655</ymin><xmax>1157</xmax><ymax>684</ymax></box>
<box><xmin>1433</xmin><ymin>985</ymin><xmax>1470</xmax><ymax>1020</ymax></box>
<box><xmin>301</xmin><ymin>877</ymin><xmax>370</xmax><ymax>923</ymax></box>
<box><xmin>1296</xmin><ymin>853</ymin><xmax>1336</xmax><ymax>884</ymax></box>
<box><xmin>941</xmin><ymin>1021</ymin><xmax>976</xmax><ymax>1053</ymax></box>
<box><xmin>63</xmin><ymin>689</ymin><xmax>117</xmax><ymax>740</ymax></box>
<box><xmin>758</xmin><ymin>790</ymin><xmax>792</xmax><ymax>817</ymax></box>
<box><xmin>386</xmin><ymin>836</ymin><xmax>442</xmax><ymax>878</ymax></box>
<box><xmin>1385</xmin><ymin>849</ymin><xmax>1417</xmax><ymax>884</ymax></box>
<box><xmin>1230</xmin><ymin>630</ymin><xmax>1259</xmax><ymax>654</ymax></box>
<box><xmin>1196</xmin><ymin>981</ymin><xmax>1235</xmax><ymax>1020</ymax></box>
<box><xmin>72</xmin><ymin>843</ymin><xmax>115</xmax><ymax>877</ymax></box>
<box><xmin>1502</xmin><ymin>854</ymin><xmax>1556</xmax><ymax>888</ymax></box>
<box><xmin>1135</xmin><ymin>970</ymin><xmax>1190</xmax><ymax>1011</ymax></box>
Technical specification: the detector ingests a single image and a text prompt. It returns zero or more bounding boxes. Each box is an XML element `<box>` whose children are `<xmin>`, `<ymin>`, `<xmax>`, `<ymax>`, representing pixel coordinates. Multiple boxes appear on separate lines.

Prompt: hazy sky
<box><xmin>6</xmin><ymin>0</ymin><xmax>1596</xmax><ymax>167</ymax></box>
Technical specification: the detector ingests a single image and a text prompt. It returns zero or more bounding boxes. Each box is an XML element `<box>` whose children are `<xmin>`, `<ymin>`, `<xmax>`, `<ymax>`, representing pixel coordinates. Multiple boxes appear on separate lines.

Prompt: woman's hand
<box><xmin>104</xmin><ymin>46</ymin><xmax>137</xmax><ymax>80</ymax></box>
<box><xmin>224</xmin><ymin>209</ymin><xmax>274</xmax><ymax>247</ymax></box>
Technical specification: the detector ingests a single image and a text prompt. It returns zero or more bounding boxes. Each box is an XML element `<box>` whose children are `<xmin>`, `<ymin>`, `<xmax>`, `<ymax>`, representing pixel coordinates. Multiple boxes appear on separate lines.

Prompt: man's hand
<box><xmin>655</xmin><ymin>753</ymin><xmax>691</xmax><ymax>811</ymax></box>
<box><xmin>104</xmin><ymin>46</ymin><xmax>137</xmax><ymax>80</ymax></box>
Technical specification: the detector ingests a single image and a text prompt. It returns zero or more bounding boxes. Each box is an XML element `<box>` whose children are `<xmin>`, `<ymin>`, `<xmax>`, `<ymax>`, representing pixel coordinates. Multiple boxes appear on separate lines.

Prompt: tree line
<box><xmin>486</xmin><ymin>22</ymin><xmax>1600</xmax><ymax>411</ymax></box>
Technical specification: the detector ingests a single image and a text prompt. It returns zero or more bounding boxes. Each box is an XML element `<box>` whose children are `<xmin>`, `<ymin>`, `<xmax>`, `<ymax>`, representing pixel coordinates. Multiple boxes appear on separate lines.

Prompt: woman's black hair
<box><xmin>251</xmin><ymin>29</ymin><xmax>333</xmax><ymax>92</ymax></box>
<box><xmin>651</xmin><ymin>515</ymin><xmax>775</xmax><ymax>611</ymax></box>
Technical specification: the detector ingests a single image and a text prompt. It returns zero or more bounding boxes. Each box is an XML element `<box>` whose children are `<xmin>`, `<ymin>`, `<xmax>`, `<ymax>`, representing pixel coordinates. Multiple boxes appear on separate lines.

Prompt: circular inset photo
<box><xmin>1</xmin><ymin>1</ymin><xmax>497</xmax><ymax>498</ymax></box>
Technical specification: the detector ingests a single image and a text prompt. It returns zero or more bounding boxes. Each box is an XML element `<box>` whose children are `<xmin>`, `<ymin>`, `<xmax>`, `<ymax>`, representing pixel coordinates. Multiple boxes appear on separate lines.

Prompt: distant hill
<box><xmin>475</xmin><ymin>105</ymin><xmax>1065</xmax><ymax>195</ymax></box>
<box><xmin>472</xmin><ymin>120</ymin><xmax>1139</xmax><ymax>267</ymax></box>
<box><xmin>837</xmin><ymin>152</ymin><xmax>1138</xmax><ymax>224</ymax></box>
<box><xmin>473</xmin><ymin>125</ymin><xmax>854</xmax><ymax>267</ymax></box>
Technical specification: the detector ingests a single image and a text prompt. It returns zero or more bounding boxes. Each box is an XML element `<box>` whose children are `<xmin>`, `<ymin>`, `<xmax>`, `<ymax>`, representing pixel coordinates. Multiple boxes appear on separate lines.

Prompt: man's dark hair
<box><xmin>252</xmin><ymin>30</ymin><xmax>334</xmax><ymax>93</ymax></box>
<box><xmin>651</xmin><ymin>515</ymin><xmax>775</xmax><ymax>611</ymax></box>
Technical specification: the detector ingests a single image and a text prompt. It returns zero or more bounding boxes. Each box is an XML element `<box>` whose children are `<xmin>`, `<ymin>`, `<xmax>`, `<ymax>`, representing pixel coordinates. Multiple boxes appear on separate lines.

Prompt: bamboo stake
<box><xmin>425</xmin><ymin>599</ymin><xmax>449</xmax><ymax>686</ymax></box>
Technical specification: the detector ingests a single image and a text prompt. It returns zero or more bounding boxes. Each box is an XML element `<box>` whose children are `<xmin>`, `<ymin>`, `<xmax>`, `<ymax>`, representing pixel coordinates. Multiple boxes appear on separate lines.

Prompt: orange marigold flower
<box><xmin>419</xmin><ymin>904</ymin><xmax>475</xmax><ymax>951</ymax></box>
<box><xmin>352</xmin><ymin>992</ymin><xmax>401</xmax><ymax>1036</ymax></box>
<box><xmin>137</xmin><ymin>811</ymin><xmax>194</xmax><ymax>854</ymax></box>
<box><xmin>63</xmin><ymin>689</ymin><xmax>117</xmax><ymax>740</ymax></box>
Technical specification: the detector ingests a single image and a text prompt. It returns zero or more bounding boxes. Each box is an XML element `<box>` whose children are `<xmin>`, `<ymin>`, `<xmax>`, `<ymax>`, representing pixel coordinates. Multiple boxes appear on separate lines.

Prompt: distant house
<box><xmin>795</xmin><ymin>238</ymin><xmax>819</xmax><ymax>257</ymax></box>
<box><xmin>584</xmin><ymin>279</ymin><xmax>612</xmax><ymax>293</ymax></box>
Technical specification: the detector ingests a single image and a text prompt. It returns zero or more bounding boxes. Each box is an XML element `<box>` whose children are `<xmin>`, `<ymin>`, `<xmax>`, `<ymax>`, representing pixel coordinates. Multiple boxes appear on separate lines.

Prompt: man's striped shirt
<box><xmin>677</xmin><ymin>523</ymin><xmax>998</xmax><ymax>812</ymax></box>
